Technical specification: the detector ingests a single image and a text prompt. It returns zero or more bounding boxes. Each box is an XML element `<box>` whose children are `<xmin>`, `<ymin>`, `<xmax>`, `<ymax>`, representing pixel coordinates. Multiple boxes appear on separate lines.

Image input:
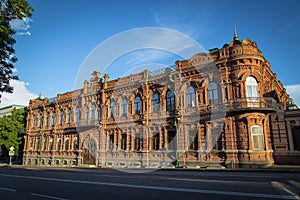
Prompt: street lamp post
<box><xmin>98</xmin><ymin>119</ymin><xmax>104</xmax><ymax>167</ymax></box>
<box><xmin>39</xmin><ymin>102</ymin><xmax>46</xmax><ymax>166</ymax></box>
<box><xmin>169</xmin><ymin>71</ymin><xmax>180</xmax><ymax>168</ymax></box>
<box><xmin>174</xmin><ymin>118</ymin><xmax>179</xmax><ymax>168</ymax></box>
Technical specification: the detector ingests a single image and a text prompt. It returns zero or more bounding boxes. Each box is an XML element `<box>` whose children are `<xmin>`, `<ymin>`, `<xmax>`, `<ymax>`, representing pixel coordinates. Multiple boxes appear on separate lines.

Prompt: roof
<box><xmin>0</xmin><ymin>104</ymin><xmax>25</xmax><ymax>111</ymax></box>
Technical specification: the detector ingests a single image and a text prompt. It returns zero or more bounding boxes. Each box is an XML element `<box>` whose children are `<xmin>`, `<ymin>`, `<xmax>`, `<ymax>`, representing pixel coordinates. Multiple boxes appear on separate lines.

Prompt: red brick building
<box><xmin>23</xmin><ymin>31</ymin><xmax>293</xmax><ymax>168</ymax></box>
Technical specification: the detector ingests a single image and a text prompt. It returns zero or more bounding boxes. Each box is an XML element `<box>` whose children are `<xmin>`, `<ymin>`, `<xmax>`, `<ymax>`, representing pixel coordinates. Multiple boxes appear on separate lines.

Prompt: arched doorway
<box><xmin>82</xmin><ymin>136</ymin><xmax>97</xmax><ymax>165</ymax></box>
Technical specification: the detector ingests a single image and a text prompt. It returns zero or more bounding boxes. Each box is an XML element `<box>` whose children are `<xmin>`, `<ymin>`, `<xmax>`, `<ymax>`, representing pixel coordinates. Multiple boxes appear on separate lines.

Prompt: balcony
<box><xmin>226</xmin><ymin>97</ymin><xmax>279</xmax><ymax>112</ymax></box>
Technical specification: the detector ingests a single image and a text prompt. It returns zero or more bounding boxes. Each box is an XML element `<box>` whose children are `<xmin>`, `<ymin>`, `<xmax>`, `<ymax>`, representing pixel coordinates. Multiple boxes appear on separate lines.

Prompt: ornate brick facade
<box><xmin>270</xmin><ymin>108</ymin><xmax>300</xmax><ymax>164</ymax></box>
<box><xmin>23</xmin><ymin>32</ymin><xmax>289</xmax><ymax>168</ymax></box>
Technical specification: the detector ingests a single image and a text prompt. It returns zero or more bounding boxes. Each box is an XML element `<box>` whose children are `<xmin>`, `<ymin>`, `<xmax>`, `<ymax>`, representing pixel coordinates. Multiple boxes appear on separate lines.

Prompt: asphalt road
<box><xmin>0</xmin><ymin>167</ymin><xmax>299</xmax><ymax>200</ymax></box>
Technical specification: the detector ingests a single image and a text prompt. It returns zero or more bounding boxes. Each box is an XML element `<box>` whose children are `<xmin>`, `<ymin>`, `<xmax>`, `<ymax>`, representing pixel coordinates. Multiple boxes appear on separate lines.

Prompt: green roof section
<box><xmin>209</xmin><ymin>48</ymin><xmax>219</xmax><ymax>53</ymax></box>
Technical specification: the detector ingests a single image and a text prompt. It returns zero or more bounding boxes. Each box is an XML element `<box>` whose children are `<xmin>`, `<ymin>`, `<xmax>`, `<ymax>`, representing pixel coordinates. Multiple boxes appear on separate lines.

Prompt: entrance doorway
<box><xmin>82</xmin><ymin>137</ymin><xmax>97</xmax><ymax>165</ymax></box>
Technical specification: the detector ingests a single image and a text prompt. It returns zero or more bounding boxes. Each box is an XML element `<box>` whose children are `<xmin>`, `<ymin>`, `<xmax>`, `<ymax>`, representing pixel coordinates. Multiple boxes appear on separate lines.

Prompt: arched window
<box><xmin>166</xmin><ymin>90</ymin><xmax>175</xmax><ymax>111</ymax></box>
<box><xmin>59</xmin><ymin>110</ymin><xmax>64</xmax><ymax>125</ymax></box>
<box><xmin>134</xmin><ymin>96</ymin><xmax>141</xmax><ymax>114</ymax></box>
<box><xmin>67</xmin><ymin>108</ymin><xmax>72</xmax><ymax>123</ymax></box>
<box><xmin>97</xmin><ymin>106</ymin><xmax>101</xmax><ymax>119</ymax></box>
<box><xmin>76</xmin><ymin>108</ymin><xmax>80</xmax><ymax>122</ymax></box>
<box><xmin>110</xmin><ymin>100</ymin><xmax>115</xmax><ymax>118</ymax></box>
<box><xmin>90</xmin><ymin>104</ymin><xmax>96</xmax><ymax>119</ymax></box>
<box><xmin>152</xmin><ymin>93</ymin><xmax>160</xmax><ymax>112</ymax></box>
<box><xmin>208</xmin><ymin>82</ymin><xmax>218</xmax><ymax>105</ymax></box>
<box><xmin>187</xmin><ymin>86</ymin><xmax>196</xmax><ymax>107</ymax></box>
<box><xmin>246</xmin><ymin>76</ymin><xmax>259</xmax><ymax>99</ymax></box>
<box><xmin>65</xmin><ymin>138</ymin><xmax>69</xmax><ymax>151</ymax></box>
<box><xmin>122</xmin><ymin>99</ymin><xmax>127</xmax><ymax>116</ymax></box>
<box><xmin>85</xmin><ymin>107</ymin><xmax>89</xmax><ymax>120</ymax></box>
<box><xmin>52</xmin><ymin>112</ymin><xmax>56</xmax><ymax>126</ymax></box>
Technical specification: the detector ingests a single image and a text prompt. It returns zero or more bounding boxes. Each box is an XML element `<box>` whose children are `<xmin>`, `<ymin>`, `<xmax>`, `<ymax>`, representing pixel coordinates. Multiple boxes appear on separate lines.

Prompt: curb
<box><xmin>1</xmin><ymin>164</ymin><xmax>300</xmax><ymax>173</ymax></box>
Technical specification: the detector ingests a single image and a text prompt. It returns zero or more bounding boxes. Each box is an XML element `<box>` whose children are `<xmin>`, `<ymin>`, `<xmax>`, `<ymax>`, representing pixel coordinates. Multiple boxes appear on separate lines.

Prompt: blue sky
<box><xmin>1</xmin><ymin>0</ymin><xmax>300</xmax><ymax>107</ymax></box>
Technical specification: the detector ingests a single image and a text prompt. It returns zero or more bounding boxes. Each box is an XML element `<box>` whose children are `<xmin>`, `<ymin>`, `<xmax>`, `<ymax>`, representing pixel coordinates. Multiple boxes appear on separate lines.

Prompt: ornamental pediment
<box><xmin>189</xmin><ymin>53</ymin><xmax>213</xmax><ymax>66</ymax></box>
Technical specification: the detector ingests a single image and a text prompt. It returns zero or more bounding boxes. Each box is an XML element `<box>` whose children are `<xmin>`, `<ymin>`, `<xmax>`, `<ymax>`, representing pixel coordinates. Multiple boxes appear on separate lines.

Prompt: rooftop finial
<box><xmin>233</xmin><ymin>25</ymin><xmax>239</xmax><ymax>40</ymax></box>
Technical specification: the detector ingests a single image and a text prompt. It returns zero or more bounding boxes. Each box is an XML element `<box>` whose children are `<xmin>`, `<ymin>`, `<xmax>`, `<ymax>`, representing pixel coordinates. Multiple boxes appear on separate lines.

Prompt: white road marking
<box><xmin>93</xmin><ymin>174</ymin><xmax>267</xmax><ymax>185</ymax></box>
<box><xmin>30</xmin><ymin>193</ymin><xmax>69</xmax><ymax>200</ymax></box>
<box><xmin>164</xmin><ymin>177</ymin><xmax>267</xmax><ymax>185</ymax></box>
<box><xmin>289</xmin><ymin>180</ymin><xmax>300</xmax><ymax>189</ymax></box>
<box><xmin>0</xmin><ymin>173</ymin><xmax>297</xmax><ymax>199</ymax></box>
<box><xmin>0</xmin><ymin>187</ymin><xmax>16</xmax><ymax>192</ymax></box>
<box><xmin>158</xmin><ymin>171</ymin><xmax>279</xmax><ymax>178</ymax></box>
<box><xmin>271</xmin><ymin>181</ymin><xmax>300</xmax><ymax>200</ymax></box>
<box><xmin>44</xmin><ymin>172</ymin><xmax>73</xmax><ymax>175</ymax></box>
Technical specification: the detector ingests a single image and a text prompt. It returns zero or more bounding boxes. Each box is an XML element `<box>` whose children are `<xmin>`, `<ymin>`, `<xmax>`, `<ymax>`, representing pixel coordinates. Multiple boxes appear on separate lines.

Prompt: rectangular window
<box><xmin>76</xmin><ymin>109</ymin><xmax>80</xmax><ymax>122</ymax></box>
<box><xmin>46</xmin><ymin>113</ymin><xmax>50</xmax><ymax>127</ymax></box>
<box><xmin>57</xmin><ymin>138</ymin><xmax>61</xmax><ymax>151</ymax></box>
<box><xmin>39</xmin><ymin>114</ymin><xmax>43</xmax><ymax>127</ymax></box>
<box><xmin>90</xmin><ymin>106</ymin><xmax>95</xmax><ymax>119</ymax></box>
<box><xmin>188</xmin><ymin>130</ymin><xmax>198</xmax><ymax>150</ymax></box>
<box><xmin>166</xmin><ymin>97</ymin><xmax>175</xmax><ymax>111</ymax></box>
<box><xmin>120</xmin><ymin>134</ymin><xmax>127</xmax><ymax>150</ymax></box>
<box><xmin>86</xmin><ymin>109</ymin><xmax>89</xmax><ymax>120</ymax></box>
<box><xmin>152</xmin><ymin>133</ymin><xmax>159</xmax><ymax>151</ymax></box>
<box><xmin>73</xmin><ymin>137</ymin><xmax>79</xmax><ymax>150</ymax></box>
<box><xmin>109</xmin><ymin>134</ymin><xmax>114</xmax><ymax>150</ymax></box>
<box><xmin>122</xmin><ymin>101</ymin><xmax>127</xmax><ymax>116</ymax></box>
<box><xmin>134</xmin><ymin>103</ymin><xmax>140</xmax><ymax>114</ymax></box>
<box><xmin>36</xmin><ymin>139</ymin><xmax>41</xmax><ymax>151</ymax></box>
<box><xmin>167</xmin><ymin>131</ymin><xmax>176</xmax><ymax>150</ymax></box>
<box><xmin>32</xmin><ymin>115</ymin><xmax>36</xmax><ymax>128</ymax></box>
<box><xmin>292</xmin><ymin>127</ymin><xmax>300</xmax><ymax>150</ymax></box>
<box><xmin>29</xmin><ymin>139</ymin><xmax>33</xmax><ymax>148</ymax></box>
<box><xmin>134</xmin><ymin>133</ymin><xmax>141</xmax><ymax>151</ymax></box>
<box><xmin>211</xmin><ymin>127</ymin><xmax>221</xmax><ymax>150</ymax></box>
<box><xmin>97</xmin><ymin>107</ymin><xmax>101</xmax><ymax>119</ymax></box>
<box><xmin>67</xmin><ymin>109</ymin><xmax>71</xmax><ymax>123</ymax></box>
<box><xmin>110</xmin><ymin>102</ymin><xmax>115</xmax><ymax>118</ymax></box>
<box><xmin>59</xmin><ymin>111</ymin><xmax>63</xmax><ymax>125</ymax></box>
<box><xmin>49</xmin><ymin>138</ymin><xmax>53</xmax><ymax>151</ymax></box>
<box><xmin>251</xmin><ymin>126</ymin><xmax>264</xmax><ymax>149</ymax></box>
<box><xmin>43</xmin><ymin>138</ymin><xmax>47</xmax><ymax>151</ymax></box>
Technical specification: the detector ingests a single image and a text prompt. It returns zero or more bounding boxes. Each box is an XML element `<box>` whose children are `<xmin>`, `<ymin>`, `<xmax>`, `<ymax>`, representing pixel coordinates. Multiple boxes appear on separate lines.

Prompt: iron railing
<box><xmin>226</xmin><ymin>97</ymin><xmax>278</xmax><ymax>112</ymax></box>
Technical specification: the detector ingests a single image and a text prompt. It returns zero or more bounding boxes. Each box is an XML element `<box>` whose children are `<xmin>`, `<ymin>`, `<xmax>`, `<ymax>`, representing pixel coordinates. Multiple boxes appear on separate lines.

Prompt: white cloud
<box><xmin>286</xmin><ymin>84</ymin><xmax>300</xmax><ymax>106</ymax></box>
<box><xmin>123</xmin><ymin>50</ymin><xmax>173</xmax><ymax>67</ymax></box>
<box><xmin>12</xmin><ymin>68</ymin><xmax>18</xmax><ymax>73</ymax></box>
<box><xmin>152</xmin><ymin>10</ymin><xmax>204</xmax><ymax>39</ymax></box>
<box><xmin>16</xmin><ymin>31</ymin><xmax>31</xmax><ymax>36</ymax></box>
<box><xmin>76</xmin><ymin>27</ymin><xmax>205</xmax><ymax>89</ymax></box>
<box><xmin>9</xmin><ymin>18</ymin><xmax>32</xmax><ymax>36</ymax></box>
<box><xmin>0</xmin><ymin>80</ymin><xmax>38</xmax><ymax>108</ymax></box>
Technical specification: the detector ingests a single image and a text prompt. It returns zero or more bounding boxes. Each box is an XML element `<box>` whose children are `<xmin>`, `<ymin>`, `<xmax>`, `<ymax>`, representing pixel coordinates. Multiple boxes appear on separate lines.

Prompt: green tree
<box><xmin>0</xmin><ymin>0</ymin><xmax>33</xmax><ymax>99</ymax></box>
<box><xmin>0</xmin><ymin>107</ymin><xmax>26</xmax><ymax>156</ymax></box>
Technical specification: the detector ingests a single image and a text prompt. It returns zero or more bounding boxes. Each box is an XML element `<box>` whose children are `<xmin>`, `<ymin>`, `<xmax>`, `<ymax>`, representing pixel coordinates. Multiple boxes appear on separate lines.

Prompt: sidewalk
<box><xmin>1</xmin><ymin>163</ymin><xmax>300</xmax><ymax>172</ymax></box>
